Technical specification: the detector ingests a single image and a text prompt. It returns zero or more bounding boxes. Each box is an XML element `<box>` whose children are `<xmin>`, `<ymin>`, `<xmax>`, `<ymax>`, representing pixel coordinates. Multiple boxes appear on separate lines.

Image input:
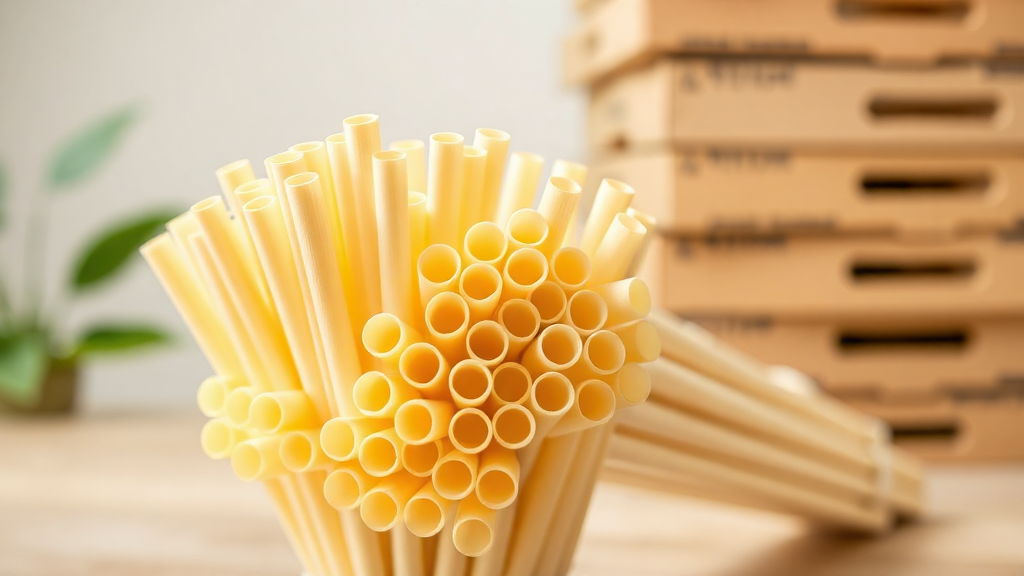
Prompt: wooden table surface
<box><xmin>1</xmin><ymin>414</ymin><xmax>1022</xmax><ymax>576</ymax></box>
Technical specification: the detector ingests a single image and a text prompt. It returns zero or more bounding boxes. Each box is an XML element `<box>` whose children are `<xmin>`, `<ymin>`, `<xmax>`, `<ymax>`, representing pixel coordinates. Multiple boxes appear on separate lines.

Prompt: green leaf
<box><xmin>73</xmin><ymin>324</ymin><xmax>171</xmax><ymax>357</ymax></box>
<box><xmin>71</xmin><ymin>210</ymin><xmax>180</xmax><ymax>291</ymax></box>
<box><xmin>0</xmin><ymin>332</ymin><xmax>49</xmax><ymax>406</ymax></box>
<box><xmin>0</xmin><ymin>161</ymin><xmax>7</xmax><ymax>230</ymax></box>
<box><xmin>48</xmin><ymin>104</ymin><xmax>139</xmax><ymax>189</ymax></box>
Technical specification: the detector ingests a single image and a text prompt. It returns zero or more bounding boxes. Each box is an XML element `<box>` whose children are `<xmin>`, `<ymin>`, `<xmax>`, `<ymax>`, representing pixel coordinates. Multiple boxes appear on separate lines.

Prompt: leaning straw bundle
<box><xmin>601</xmin><ymin>310</ymin><xmax>924</xmax><ymax>536</ymax></box>
<box><xmin>143</xmin><ymin>115</ymin><xmax>658</xmax><ymax>576</ymax></box>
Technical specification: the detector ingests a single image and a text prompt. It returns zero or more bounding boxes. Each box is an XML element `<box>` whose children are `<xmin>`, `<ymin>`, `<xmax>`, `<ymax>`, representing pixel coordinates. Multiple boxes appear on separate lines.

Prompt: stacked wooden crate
<box><xmin>567</xmin><ymin>0</ymin><xmax>1024</xmax><ymax>461</ymax></box>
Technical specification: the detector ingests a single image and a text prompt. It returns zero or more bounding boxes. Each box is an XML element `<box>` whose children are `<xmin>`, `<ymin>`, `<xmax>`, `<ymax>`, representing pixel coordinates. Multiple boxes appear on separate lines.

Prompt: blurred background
<box><xmin>2</xmin><ymin>0</ymin><xmax>1023</xmax><ymax>574</ymax></box>
<box><xmin>0</xmin><ymin>0</ymin><xmax>583</xmax><ymax>411</ymax></box>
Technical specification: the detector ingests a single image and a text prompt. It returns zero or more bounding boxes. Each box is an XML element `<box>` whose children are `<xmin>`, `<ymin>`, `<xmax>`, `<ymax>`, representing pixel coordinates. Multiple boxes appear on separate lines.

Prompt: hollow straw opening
<box><xmin>321</xmin><ymin>419</ymin><xmax>357</xmax><ymax>461</ymax></box>
<box><xmin>434</xmin><ymin>458</ymin><xmax>474</xmax><ymax>499</ymax></box>
<box><xmin>577</xmin><ymin>380</ymin><xmax>617</xmax><ymax>423</ymax></box>
<box><xmin>360</xmin><ymin>434</ymin><xmax>400</xmax><ymax>476</ymax></box>
<box><xmin>552</xmin><ymin>247</ymin><xmax>591</xmax><ymax>289</ymax></box>
<box><xmin>243</xmin><ymin>194</ymin><xmax>276</xmax><ymax>212</ymax></box>
<box><xmin>344</xmin><ymin>113</ymin><xmax>379</xmax><ymax>127</ymax></box>
<box><xmin>197</xmin><ymin>378</ymin><xmax>227</xmax><ymax>416</ymax></box>
<box><xmin>506</xmin><ymin>249</ymin><xmax>548</xmax><ymax>289</ymax></box>
<box><xmin>539</xmin><ymin>325</ymin><xmax>582</xmax><ymax>368</ymax></box>
<box><xmin>400</xmin><ymin>344</ymin><xmax>443</xmax><ymax>388</ymax></box>
<box><xmin>432</xmin><ymin>132</ymin><xmax>465</xmax><ymax>144</ymax></box>
<box><xmin>425</xmin><ymin>292</ymin><xmax>469</xmax><ymax>335</ymax></box>
<box><xmin>461</xmin><ymin>264</ymin><xmax>501</xmax><ymax>302</ymax></box>
<box><xmin>613</xmin><ymin>211</ymin><xmax>647</xmax><ymax>235</ymax></box>
<box><xmin>498</xmin><ymin>300</ymin><xmax>541</xmax><ymax>341</ymax></box>
<box><xmin>465</xmin><ymin>222</ymin><xmax>507</xmax><ymax>264</ymax></box>
<box><xmin>548</xmin><ymin>175</ymin><xmax>582</xmax><ymax>195</ymax></box>
<box><xmin>493</xmin><ymin>405</ymin><xmax>535</xmax><ymax>449</ymax></box>
<box><xmin>324</xmin><ymin>468</ymin><xmax>362</xmax><ymax>510</ymax></box>
<box><xmin>586</xmin><ymin>331</ymin><xmax>626</xmax><ymax>375</ymax></box>
<box><xmin>249</xmin><ymin>395</ymin><xmax>284</xmax><ymax>433</ymax></box>
<box><xmin>280</xmin><ymin>432</ymin><xmax>315</xmax><ymax>471</ymax></box>
<box><xmin>361</xmin><ymin>491</ymin><xmax>399</xmax><ymax>531</ymax></box>
<box><xmin>533</xmin><ymin>373</ymin><xmax>575</xmax><ymax>415</ymax></box>
<box><xmin>353</xmin><ymin>372</ymin><xmax>393</xmax><ymax>415</ymax></box>
<box><xmin>528</xmin><ymin>281</ymin><xmax>567</xmax><ymax>325</ymax></box>
<box><xmin>267</xmin><ymin>150</ymin><xmax>303</xmax><ymax>169</ymax></box>
<box><xmin>362</xmin><ymin>314</ymin><xmax>403</xmax><ymax>357</ymax></box>
<box><xmin>467</xmin><ymin>321</ymin><xmax>509</xmax><ymax>365</ymax></box>
<box><xmin>374</xmin><ymin>150</ymin><xmax>405</xmax><ymax>162</ymax></box>
<box><xmin>191</xmin><ymin>196</ymin><xmax>222</xmax><ymax>213</ymax></box>
<box><xmin>409</xmin><ymin>190</ymin><xmax>426</xmax><ymax>206</ymax></box>
<box><xmin>507</xmin><ymin>209</ymin><xmax>549</xmax><ymax>248</ymax></box>
<box><xmin>450</xmin><ymin>409</ymin><xmax>493</xmax><ymax>453</ymax></box>
<box><xmin>492</xmin><ymin>363</ymin><xmax>531</xmax><ymax>404</ymax></box>
<box><xmin>419</xmin><ymin>244</ymin><xmax>461</xmax><ymax>285</ymax></box>
<box><xmin>231</xmin><ymin>443</ymin><xmax>263</xmax><ymax>481</ymax></box>
<box><xmin>615</xmin><ymin>363</ymin><xmax>652</xmax><ymax>405</ymax></box>
<box><xmin>402</xmin><ymin>441</ymin><xmax>442</xmax><ymax>477</ymax></box>
<box><xmin>450</xmin><ymin>362</ymin><xmax>493</xmax><ymax>406</ymax></box>
<box><xmin>395</xmin><ymin>401</ymin><xmax>434</xmax><ymax>444</ymax></box>
<box><xmin>225</xmin><ymin>388</ymin><xmax>254</xmax><ymax>426</ymax></box>
<box><xmin>405</xmin><ymin>496</ymin><xmax>445</xmax><ymax>537</ymax></box>
<box><xmin>284</xmin><ymin>171</ymin><xmax>318</xmax><ymax>188</ymax></box>
<box><xmin>216</xmin><ymin>159</ymin><xmax>250</xmax><ymax>178</ymax></box>
<box><xmin>290</xmin><ymin>141</ymin><xmax>323</xmax><ymax>153</ymax></box>
<box><xmin>454</xmin><ymin>518</ymin><xmax>493</xmax><ymax>557</ymax></box>
<box><xmin>326</xmin><ymin>133</ymin><xmax>346</xmax><ymax>145</ymax></box>
<box><xmin>567</xmin><ymin>291</ymin><xmax>608</xmax><ymax>334</ymax></box>
<box><xmin>477</xmin><ymin>128</ymin><xmax>510</xmax><ymax>141</ymax></box>
<box><xmin>477</xmin><ymin>468</ymin><xmax>517</xmax><ymax>509</ymax></box>
<box><xmin>236</xmin><ymin>178</ymin><xmax>269</xmax><ymax>197</ymax></box>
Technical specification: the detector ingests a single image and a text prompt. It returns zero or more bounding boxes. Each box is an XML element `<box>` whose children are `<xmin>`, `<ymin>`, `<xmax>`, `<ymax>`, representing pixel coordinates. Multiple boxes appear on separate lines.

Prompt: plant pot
<box><xmin>0</xmin><ymin>360</ymin><xmax>78</xmax><ymax>415</ymax></box>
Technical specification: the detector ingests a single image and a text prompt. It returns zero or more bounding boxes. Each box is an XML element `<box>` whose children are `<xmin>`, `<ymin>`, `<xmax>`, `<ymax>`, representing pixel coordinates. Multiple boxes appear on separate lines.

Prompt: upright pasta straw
<box><xmin>389</xmin><ymin>139</ymin><xmax>427</xmax><ymax>193</ymax></box>
<box><xmin>624</xmin><ymin>207</ymin><xmax>656</xmax><ymax>278</ymax></box>
<box><xmin>460</xmin><ymin>145</ymin><xmax>488</xmax><ymax>238</ymax></box>
<box><xmin>536</xmin><ymin>176</ymin><xmax>582</xmax><ymax>256</ymax></box>
<box><xmin>427</xmin><ymin>132</ymin><xmax>465</xmax><ymax>248</ymax></box>
<box><xmin>243</xmin><ymin>196</ymin><xmax>333</xmax><ymax>420</ymax></box>
<box><xmin>472</xmin><ymin>128</ymin><xmax>511</xmax><ymax>225</ymax></box>
<box><xmin>495</xmin><ymin>151</ymin><xmax>544</xmax><ymax>227</ymax></box>
<box><xmin>549</xmin><ymin>159</ymin><xmax>588</xmax><ymax>249</ymax></box>
<box><xmin>580</xmin><ymin>179</ymin><xmax>635</xmax><ymax>259</ymax></box>
<box><xmin>343</xmin><ymin>114</ymin><xmax>384</xmax><ymax>319</ymax></box>
<box><xmin>373</xmin><ymin>151</ymin><xmax>415</xmax><ymax>326</ymax></box>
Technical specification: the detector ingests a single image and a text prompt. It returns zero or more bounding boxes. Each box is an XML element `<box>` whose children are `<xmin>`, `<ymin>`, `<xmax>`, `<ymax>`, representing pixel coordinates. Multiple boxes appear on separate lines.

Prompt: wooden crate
<box><xmin>565</xmin><ymin>0</ymin><xmax>1024</xmax><ymax>84</ymax></box>
<box><xmin>588</xmin><ymin>59</ymin><xmax>1024</xmax><ymax>152</ymax></box>
<box><xmin>642</xmin><ymin>231</ymin><xmax>1024</xmax><ymax>318</ymax></box>
<box><xmin>693</xmin><ymin>315</ymin><xmax>1024</xmax><ymax>395</ymax></box>
<box><xmin>595</xmin><ymin>150</ymin><xmax>1024</xmax><ymax>236</ymax></box>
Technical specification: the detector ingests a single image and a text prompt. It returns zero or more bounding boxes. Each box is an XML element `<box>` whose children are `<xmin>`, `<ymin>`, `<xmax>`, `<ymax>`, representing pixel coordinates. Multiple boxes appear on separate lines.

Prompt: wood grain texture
<box><xmin>1</xmin><ymin>414</ymin><xmax>1022</xmax><ymax>576</ymax></box>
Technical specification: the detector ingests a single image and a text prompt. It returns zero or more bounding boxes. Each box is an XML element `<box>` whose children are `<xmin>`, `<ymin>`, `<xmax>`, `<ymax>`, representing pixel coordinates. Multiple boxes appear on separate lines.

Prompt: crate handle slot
<box><xmin>868</xmin><ymin>95</ymin><xmax>998</xmax><ymax>121</ymax></box>
<box><xmin>849</xmin><ymin>258</ymin><xmax>976</xmax><ymax>282</ymax></box>
<box><xmin>861</xmin><ymin>171</ymin><xmax>991</xmax><ymax>198</ymax></box>
<box><xmin>892</xmin><ymin>421</ymin><xmax>960</xmax><ymax>444</ymax></box>
<box><xmin>836</xmin><ymin>0</ymin><xmax>971</xmax><ymax>22</ymax></box>
<box><xmin>837</xmin><ymin>328</ymin><xmax>969</xmax><ymax>353</ymax></box>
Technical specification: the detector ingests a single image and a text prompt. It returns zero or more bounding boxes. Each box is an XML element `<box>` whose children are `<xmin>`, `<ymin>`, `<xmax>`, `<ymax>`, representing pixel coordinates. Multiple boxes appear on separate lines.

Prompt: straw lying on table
<box><xmin>142</xmin><ymin>115</ymin><xmax>657</xmax><ymax>576</ymax></box>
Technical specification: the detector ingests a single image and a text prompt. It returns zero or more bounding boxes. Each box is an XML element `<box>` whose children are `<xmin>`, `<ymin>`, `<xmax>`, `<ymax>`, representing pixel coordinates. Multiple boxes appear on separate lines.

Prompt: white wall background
<box><xmin>0</xmin><ymin>1</ymin><xmax>585</xmax><ymax>412</ymax></box>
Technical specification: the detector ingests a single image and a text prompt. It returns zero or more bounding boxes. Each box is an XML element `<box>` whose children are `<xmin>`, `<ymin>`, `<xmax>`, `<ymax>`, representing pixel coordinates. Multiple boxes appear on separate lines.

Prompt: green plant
<box><xmin>0</xmin><ymin>104</ymin><xmax>179</xmax><ymax>410</ymax></box>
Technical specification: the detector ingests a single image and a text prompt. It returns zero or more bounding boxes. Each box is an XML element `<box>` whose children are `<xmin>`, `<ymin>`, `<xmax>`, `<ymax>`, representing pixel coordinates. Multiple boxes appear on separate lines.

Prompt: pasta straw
<box><xmin>427</xmin><ymin>132</ymin><xmax>465</xmax><ymax>248</ymax></box>
<box><xmin>495</xmin><ymin>151</ymin><xmax>545</xmax><ymax>228</ymax></box>
<box><xmin>473</xmin><ymin>128</ymin><xmax>511</xmax><ymax>225</ymax></box>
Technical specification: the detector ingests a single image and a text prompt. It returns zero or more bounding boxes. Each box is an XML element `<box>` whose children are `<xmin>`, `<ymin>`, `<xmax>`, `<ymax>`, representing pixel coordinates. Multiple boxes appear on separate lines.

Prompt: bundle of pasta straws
<box><xmin>142</xmin><ymin>113</ymin><xmax>922</xmax><ymax>576</ymax></box>
<box><xmin>142</xmin><ymin>114</ymin><xmax>656</xmax><ymax>576</ymax></box>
